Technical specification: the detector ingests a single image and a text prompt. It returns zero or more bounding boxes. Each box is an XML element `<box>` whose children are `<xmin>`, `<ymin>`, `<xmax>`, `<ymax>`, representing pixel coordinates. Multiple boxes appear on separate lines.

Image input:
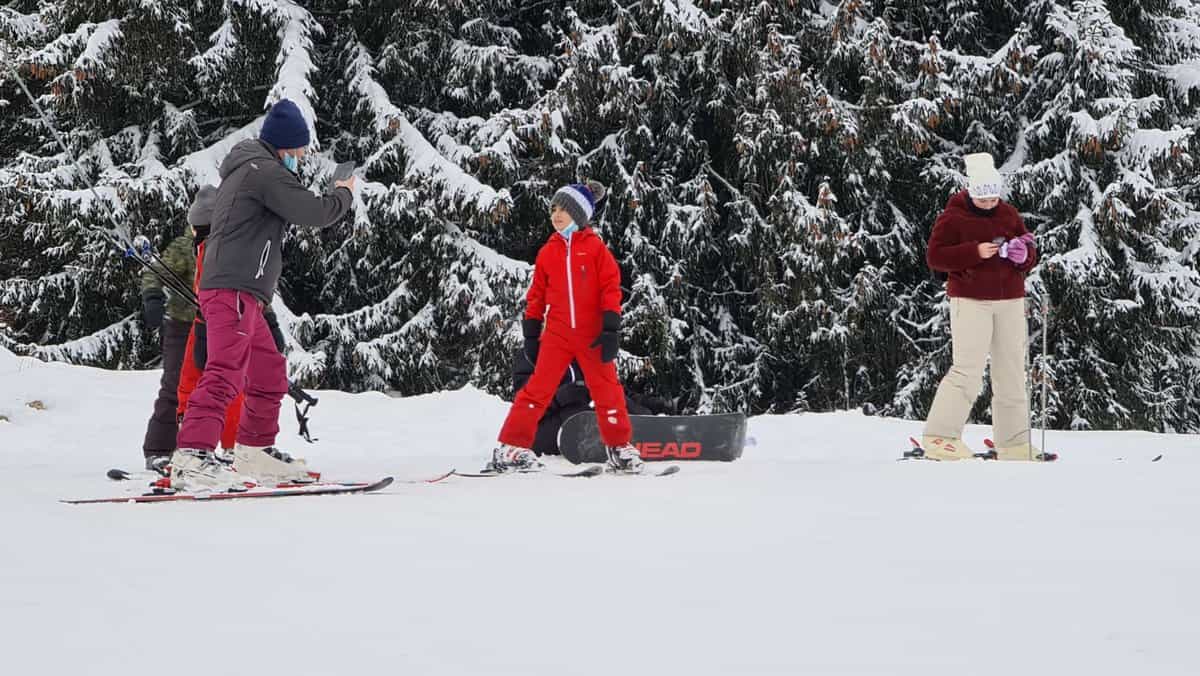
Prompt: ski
<box><xmin>107</xmin><ymin>468</ymin><xmax>454</xmax><ymax>487</ymax></box>
<box><xmin>901</xmin><ymin>437</ymin><xmax>986</xmax><ymax>461</ymax></box>
<box><xmin>107</xmin><ymin>468</ymin><xmax>157</xmax><ymax>481</ymax></box>
<box><xmin>453</xmin><ymin>464</ymin><xmax>678</xmax><ymax>478</ymax></box>
<box><xmin>453</xmin><ymin>465</ymin><xmax>604</xmax><ymax>478</ymax></box>
<box><xmin>901</xmin><ymin>437</ymin><xmax>1059</xmax><ymax>462</ymax></box>
<box><xmin>62</xmin><ymin>477</ymin><xmax>395</xmax><ymax>505</ymax></box>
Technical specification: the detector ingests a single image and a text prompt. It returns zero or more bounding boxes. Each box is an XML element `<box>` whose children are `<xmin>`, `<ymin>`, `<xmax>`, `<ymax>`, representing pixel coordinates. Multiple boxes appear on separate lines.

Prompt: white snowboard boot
<box><xmin>169</xmin><ymin>448</ymin><xmax>255</xmax><ymax>493</ymax></box>
<box><xmin>488</xmin><ymin>444</ymin><xmax>542</xmax><ymax>472</ymax></box>
<box><xmin>233</xmin><ymin>444</ymin><xmax>317</xmax><ymax>486</ymax></box>
<box><xmin>605</xmin><ymin>443</ymin><xmax>645</xmax><ymax>474</ymax></box>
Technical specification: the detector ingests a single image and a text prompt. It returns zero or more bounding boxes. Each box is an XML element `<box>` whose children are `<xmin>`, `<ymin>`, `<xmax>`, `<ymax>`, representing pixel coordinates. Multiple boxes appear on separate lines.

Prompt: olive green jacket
<box><xmin>140</xmin><ymin>234</ymin><xmax>196</xmax><ymax>323</ymax></box>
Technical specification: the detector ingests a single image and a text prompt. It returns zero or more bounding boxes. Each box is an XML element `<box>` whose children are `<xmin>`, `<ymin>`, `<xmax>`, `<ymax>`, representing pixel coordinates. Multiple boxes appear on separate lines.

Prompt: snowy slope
<box><xmin>1</xmin><ymin>346</ymin><xmax>1198</xmax><ymax>676</ymax></box>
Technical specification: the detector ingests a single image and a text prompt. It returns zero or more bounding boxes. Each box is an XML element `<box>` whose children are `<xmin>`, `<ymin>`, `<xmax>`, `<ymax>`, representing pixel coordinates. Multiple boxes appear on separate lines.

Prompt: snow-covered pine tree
<box><xmin>1010</xmin><ymin>0</ymin><xmax>1200</xmax><ymax>431</ymax></box>
<box><xmin>0</xmin><ymin>0</ymin><xmax>201</xmax><ymax>366</ymax></box>
<box><xmin>275</xmin><ymin>0</ymin><xmax>543</xmax><ymax>393</ymax></box>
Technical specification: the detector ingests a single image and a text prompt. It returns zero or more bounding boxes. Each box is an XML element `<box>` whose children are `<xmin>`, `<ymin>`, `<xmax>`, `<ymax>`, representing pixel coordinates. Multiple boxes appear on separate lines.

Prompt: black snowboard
<box><xmin>558</xmin><ymin>412</ymin><xmax>747</xmax><ymax>464</ymax></box>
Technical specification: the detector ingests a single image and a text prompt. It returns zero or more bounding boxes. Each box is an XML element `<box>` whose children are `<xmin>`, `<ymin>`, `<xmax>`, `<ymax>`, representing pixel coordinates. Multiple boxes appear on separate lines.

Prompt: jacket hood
<box><xmin>218</xmin><ymin>138</ymin><xmax>280</xmax><ymax>181</ymax></box>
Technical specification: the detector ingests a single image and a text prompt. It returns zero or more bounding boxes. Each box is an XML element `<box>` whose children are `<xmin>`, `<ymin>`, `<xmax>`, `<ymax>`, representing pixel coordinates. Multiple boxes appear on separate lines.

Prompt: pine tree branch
<box><xmin>701</xmin><ymin>161</ymin><xmax>768</xmax><ymax>228</ymax></box>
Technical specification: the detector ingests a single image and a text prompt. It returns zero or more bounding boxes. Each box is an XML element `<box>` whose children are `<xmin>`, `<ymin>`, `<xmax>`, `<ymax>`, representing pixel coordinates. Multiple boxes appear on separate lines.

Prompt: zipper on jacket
<box><xmin>255</xmin><ymin>240</ymin><xmax>271</xmax><ymax>279</ymax></box>
<box><xmin>565</xmin><ymin>237</ymin><xmax>576</xmax><ymax>329</ymax></box>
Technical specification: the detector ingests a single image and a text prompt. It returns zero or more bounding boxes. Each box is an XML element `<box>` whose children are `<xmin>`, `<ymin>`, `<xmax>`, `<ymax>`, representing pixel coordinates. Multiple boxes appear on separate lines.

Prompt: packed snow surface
<box><xmin>1</xmin><ymin>346</ymin><xmax>1197</xmax><ymax>675</ymax></box>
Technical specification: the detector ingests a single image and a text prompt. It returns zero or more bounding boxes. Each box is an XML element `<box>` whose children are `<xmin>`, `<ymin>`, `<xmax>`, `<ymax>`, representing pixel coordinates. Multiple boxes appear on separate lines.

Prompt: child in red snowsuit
<box><xmin>492</xmin><ymin>181</ymin><xmax>644</xmax><ymax>473</ymax></box>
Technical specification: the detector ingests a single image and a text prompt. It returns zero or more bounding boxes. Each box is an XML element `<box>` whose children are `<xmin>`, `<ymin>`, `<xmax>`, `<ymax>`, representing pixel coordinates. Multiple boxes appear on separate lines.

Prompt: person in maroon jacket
<box><xmin>922</xmin><ymin>152</ymin><xmax>1043</xmax><ymax>461</ymax></box>
<box><xmin>490</xmin><ymin>180</ymin><xmax>644</xmax><ymax>473</ymax></box>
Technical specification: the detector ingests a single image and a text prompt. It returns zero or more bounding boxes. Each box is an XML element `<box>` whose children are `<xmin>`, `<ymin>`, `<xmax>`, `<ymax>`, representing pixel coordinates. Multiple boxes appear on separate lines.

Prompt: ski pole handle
<box><xmin>132</xmin><ymin>235</ymin><xmax>153</xmax><ymax>257</ymax></box>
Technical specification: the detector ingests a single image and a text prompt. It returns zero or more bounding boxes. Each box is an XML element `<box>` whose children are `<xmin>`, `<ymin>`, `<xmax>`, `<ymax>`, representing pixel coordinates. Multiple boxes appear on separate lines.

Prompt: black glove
<box><xmin>521</xmin><ymin>318</ymin><xmax>542</xmax><ymax>365</ymax></box>
<box><xmin>142</xmin><ymin>288</ymin><xmax>166</xmax><ymax>328</ymax></box>
<box><xmin>264</xmin><ymin>309</ymin><xmax>287</xmax><ymax>353</ymax></box>
<box><xmin>192</xmin><ymin>322</ymin><xmax>207</xmax><ymax>370</ymax></box>
<box><xmin>589</xmin><ymin>311</ymin><xmax>620</xmax><ymax>363</ymax></box>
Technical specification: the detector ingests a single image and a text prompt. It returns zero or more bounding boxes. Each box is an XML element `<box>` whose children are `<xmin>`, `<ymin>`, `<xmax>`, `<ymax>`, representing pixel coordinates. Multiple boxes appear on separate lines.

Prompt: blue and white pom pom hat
<box><xmin>551</xmin><ymin>181</ymin><xmax>607</xmax><ymax>226</ymax></box>
<box><xmin>964</xmin><ymin>152</ymin><xmax>1003</xmax><ymax>199</ymax></box>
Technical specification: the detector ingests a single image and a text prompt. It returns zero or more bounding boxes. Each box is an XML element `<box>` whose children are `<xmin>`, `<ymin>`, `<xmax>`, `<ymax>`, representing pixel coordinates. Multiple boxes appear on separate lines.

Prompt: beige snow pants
<box><xmin>924</xmin><ymin>297</ymin><xmax>1030</xmax><ymax>448</ymax></box>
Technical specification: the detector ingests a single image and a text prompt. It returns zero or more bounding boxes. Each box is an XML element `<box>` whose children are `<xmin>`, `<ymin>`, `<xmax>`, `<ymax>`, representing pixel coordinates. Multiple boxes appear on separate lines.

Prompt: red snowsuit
<box><xmin>176</xmin><ymin>238</ymin><xmax>243</xmax><ymax>450</ymax></box>
<box><xmin>498</xmin><ymin>227</ymin><xmax>632</xmax><ymax>448</ymax></box>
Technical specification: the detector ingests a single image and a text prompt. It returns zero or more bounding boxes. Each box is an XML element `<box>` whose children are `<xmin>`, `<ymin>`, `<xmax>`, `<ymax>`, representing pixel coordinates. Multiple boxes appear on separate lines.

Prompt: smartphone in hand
<box><xmin>332</xmin><ymin>161</ymin><xmax>356</xmax><ymax>182</ymax></box>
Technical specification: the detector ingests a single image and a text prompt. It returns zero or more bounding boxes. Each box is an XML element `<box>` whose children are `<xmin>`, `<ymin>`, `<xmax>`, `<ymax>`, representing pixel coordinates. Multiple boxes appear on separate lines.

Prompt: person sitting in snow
<box><xmin>489</xmin><ymin>180</ymin><xmax>645</xmax><ymax>473</ymax></box>
<box><xmin>922</xmin><ymin>152</ymin><xmax>1044</xmax><ymax>461</ymax></box>
<box><xmin>170</xmin><ymin>99</ymin><xmax>355</xmax><ymax>491</ymax></box>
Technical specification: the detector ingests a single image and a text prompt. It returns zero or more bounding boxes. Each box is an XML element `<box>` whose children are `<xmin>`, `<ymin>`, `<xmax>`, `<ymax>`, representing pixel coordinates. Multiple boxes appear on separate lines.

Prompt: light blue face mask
<box><xmin>559</xmin><ymin>221</ymin><xmax>579</xmax><ymax>240</ymax></box>
<box><xmin>282</xmin><ymin>153</ymin><xmax>299</xmax><ymax>174</ymax></box>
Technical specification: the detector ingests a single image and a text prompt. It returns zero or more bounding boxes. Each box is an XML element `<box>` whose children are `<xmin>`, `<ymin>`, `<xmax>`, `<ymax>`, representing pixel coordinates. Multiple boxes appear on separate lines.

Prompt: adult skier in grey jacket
<box><xmin>172</xmin><ymin>99</ymin><xmax>355</xmax><ymax>492</ymax></box>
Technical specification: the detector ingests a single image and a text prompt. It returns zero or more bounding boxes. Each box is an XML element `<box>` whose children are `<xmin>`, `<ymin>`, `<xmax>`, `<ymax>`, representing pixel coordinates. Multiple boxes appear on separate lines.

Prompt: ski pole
<box><xmin>130</xmin><ymin>235</ymin><xmax>201</xmax><ymax>307</ymax></box>
<box><xmin>1041</xmin><ymin>293</ymin><xmax>1049</xmax><ymax>456</ymax></box>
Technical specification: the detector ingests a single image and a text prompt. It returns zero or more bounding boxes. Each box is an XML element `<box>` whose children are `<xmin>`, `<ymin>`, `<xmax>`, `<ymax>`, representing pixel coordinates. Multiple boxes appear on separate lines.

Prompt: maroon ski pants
<box><xmin>176</xmin><ymin>289</ymin><xmax>287</xmax><ymax>451</ymax></box>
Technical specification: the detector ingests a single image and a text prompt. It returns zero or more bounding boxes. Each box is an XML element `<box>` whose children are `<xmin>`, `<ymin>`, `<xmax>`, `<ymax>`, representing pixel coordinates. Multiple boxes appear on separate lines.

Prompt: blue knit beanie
<box><xmin>260</xmin><ymin>99</ymin><xmax>310</xmax><ymax>150</ymax></box>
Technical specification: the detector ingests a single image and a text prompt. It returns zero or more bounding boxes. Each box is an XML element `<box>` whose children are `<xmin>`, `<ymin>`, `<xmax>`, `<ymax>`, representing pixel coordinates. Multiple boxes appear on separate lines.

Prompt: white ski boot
<box><xmin>994</xmin><ymin>442</ymin><xmax>1058</xmax><ymax>462</ymax></box>
<box><xmin>169</xmin><ymin>448</ymin><xmax>255</xmax><ymax>493</ymax></box>
<box><xmin>233</xmin><ymin>444</ymin><xmax>317</xmax><ymax>486</ymax></box>
<box><xmin>488</xmin><ymin>444</ymin><xmax>542</xmax><ymax>473</ymax></box>
<box><xmin>605</xmin><ymin>443</ymin><xmax>645</xmax><ymax>474</ymax></box>
<box><xmin>917</xmin><ymin>436</ymin><xmax>975</xmax><ymax>461</ymax></box>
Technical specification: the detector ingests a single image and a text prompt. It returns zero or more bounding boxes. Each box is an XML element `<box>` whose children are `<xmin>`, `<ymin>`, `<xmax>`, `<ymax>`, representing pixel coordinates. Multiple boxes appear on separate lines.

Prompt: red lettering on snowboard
<box><xmin>635</xmin><ymin>441</ymin><xmax>701</xmax><ymax>459</ymax></box>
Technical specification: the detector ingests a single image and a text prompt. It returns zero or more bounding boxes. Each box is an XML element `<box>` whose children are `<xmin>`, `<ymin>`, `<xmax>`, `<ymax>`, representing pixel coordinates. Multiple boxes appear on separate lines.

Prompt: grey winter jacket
<box><xmin>201</xmin><ymin>138</ymin><xmax>353</xmax><ymax>302</ymax></box>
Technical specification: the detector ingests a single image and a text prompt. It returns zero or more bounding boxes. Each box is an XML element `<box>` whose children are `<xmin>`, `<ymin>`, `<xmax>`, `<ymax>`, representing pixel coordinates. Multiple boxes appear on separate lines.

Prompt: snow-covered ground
<box><xmin>2</xmin><ymin>345</ymin><xmax>1198</xmax><ymax>675</ymax></box>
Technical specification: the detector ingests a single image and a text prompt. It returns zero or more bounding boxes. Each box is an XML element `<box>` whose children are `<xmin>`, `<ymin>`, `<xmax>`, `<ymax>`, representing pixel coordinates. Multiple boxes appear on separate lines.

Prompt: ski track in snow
<box><xmin>1</xmin><ymin>346</ymin><xmax>1198</xmax><ymax>675</ymax></box>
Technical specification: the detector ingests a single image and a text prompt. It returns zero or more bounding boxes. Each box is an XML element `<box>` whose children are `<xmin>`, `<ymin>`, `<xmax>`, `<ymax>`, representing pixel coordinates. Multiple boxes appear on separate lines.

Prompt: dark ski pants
<box><xmin>142</xmin><ymin>317</ymin><xmax>191</xmax><ymax>457</ymax></box>
<box><xmin>499</xmin><ymin>327</ymin><xmax>632</xmax><ymax>448</ymax></box>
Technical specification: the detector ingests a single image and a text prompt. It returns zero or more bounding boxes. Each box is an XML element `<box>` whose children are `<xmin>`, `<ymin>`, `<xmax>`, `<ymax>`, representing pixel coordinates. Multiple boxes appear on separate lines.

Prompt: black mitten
<box><xmin>142</xmin><ymin>288</ymin><xmax>166</xmax><ymax>328</ymax></box>
<box><xmin>522</xmin><ymin>318</ymin><xmax>542</xmax><ymax>364</ymax></box>
<box><xmin>589</xmin><ymin>311</ymin><xmax>620</xmax><ymax>363</ymax></box>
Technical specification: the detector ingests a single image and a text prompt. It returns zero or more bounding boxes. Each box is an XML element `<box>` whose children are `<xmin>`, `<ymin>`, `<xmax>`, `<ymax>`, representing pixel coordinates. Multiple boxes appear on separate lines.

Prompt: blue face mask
<box><xmin>282</xmin><ymin>154</ymin><xmax>299</xmax><ymax>174</ymax></box>
<box><xmin>559</xmin><ymin>221</ymin><xmax>579</xmax><ymax>240</ymax></box>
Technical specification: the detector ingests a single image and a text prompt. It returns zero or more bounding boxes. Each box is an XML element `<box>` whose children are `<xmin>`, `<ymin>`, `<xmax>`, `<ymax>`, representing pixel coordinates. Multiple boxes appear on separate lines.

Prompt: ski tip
<box><xmin>106</xmin><ymin>468</ymin><xmax>130</xmax><ymax>481</ymax></box>
<box><xmin>556</xmin><ymin>465</ymin><xmax>604</xmax><ymax>477</ymax></box>
<box><xmin>657</xmin><ymin>465</ymin><xmax>681</xmax><ymax>477</ymax></box>
<box><xmin>1151</xmin><ymin>454</ymin><xmax>1163</xmax><ymax>462</ymax></box>
<box><xmin>425</xmin><ymin>469</ymin><xmax>455</xmax><ymax>483</ymax></box>
<box><xmin>908</xmin><ymin>437</ymin><xmax>920</xmax><ymax>447</ymax></box>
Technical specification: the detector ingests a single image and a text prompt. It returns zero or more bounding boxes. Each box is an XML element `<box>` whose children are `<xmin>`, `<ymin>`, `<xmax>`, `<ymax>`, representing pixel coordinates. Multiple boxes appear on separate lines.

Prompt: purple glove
<box><xmin>999</xmin><ymin>234</ymin><xmax>1033</xmax><ymax>265</ymax></box>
